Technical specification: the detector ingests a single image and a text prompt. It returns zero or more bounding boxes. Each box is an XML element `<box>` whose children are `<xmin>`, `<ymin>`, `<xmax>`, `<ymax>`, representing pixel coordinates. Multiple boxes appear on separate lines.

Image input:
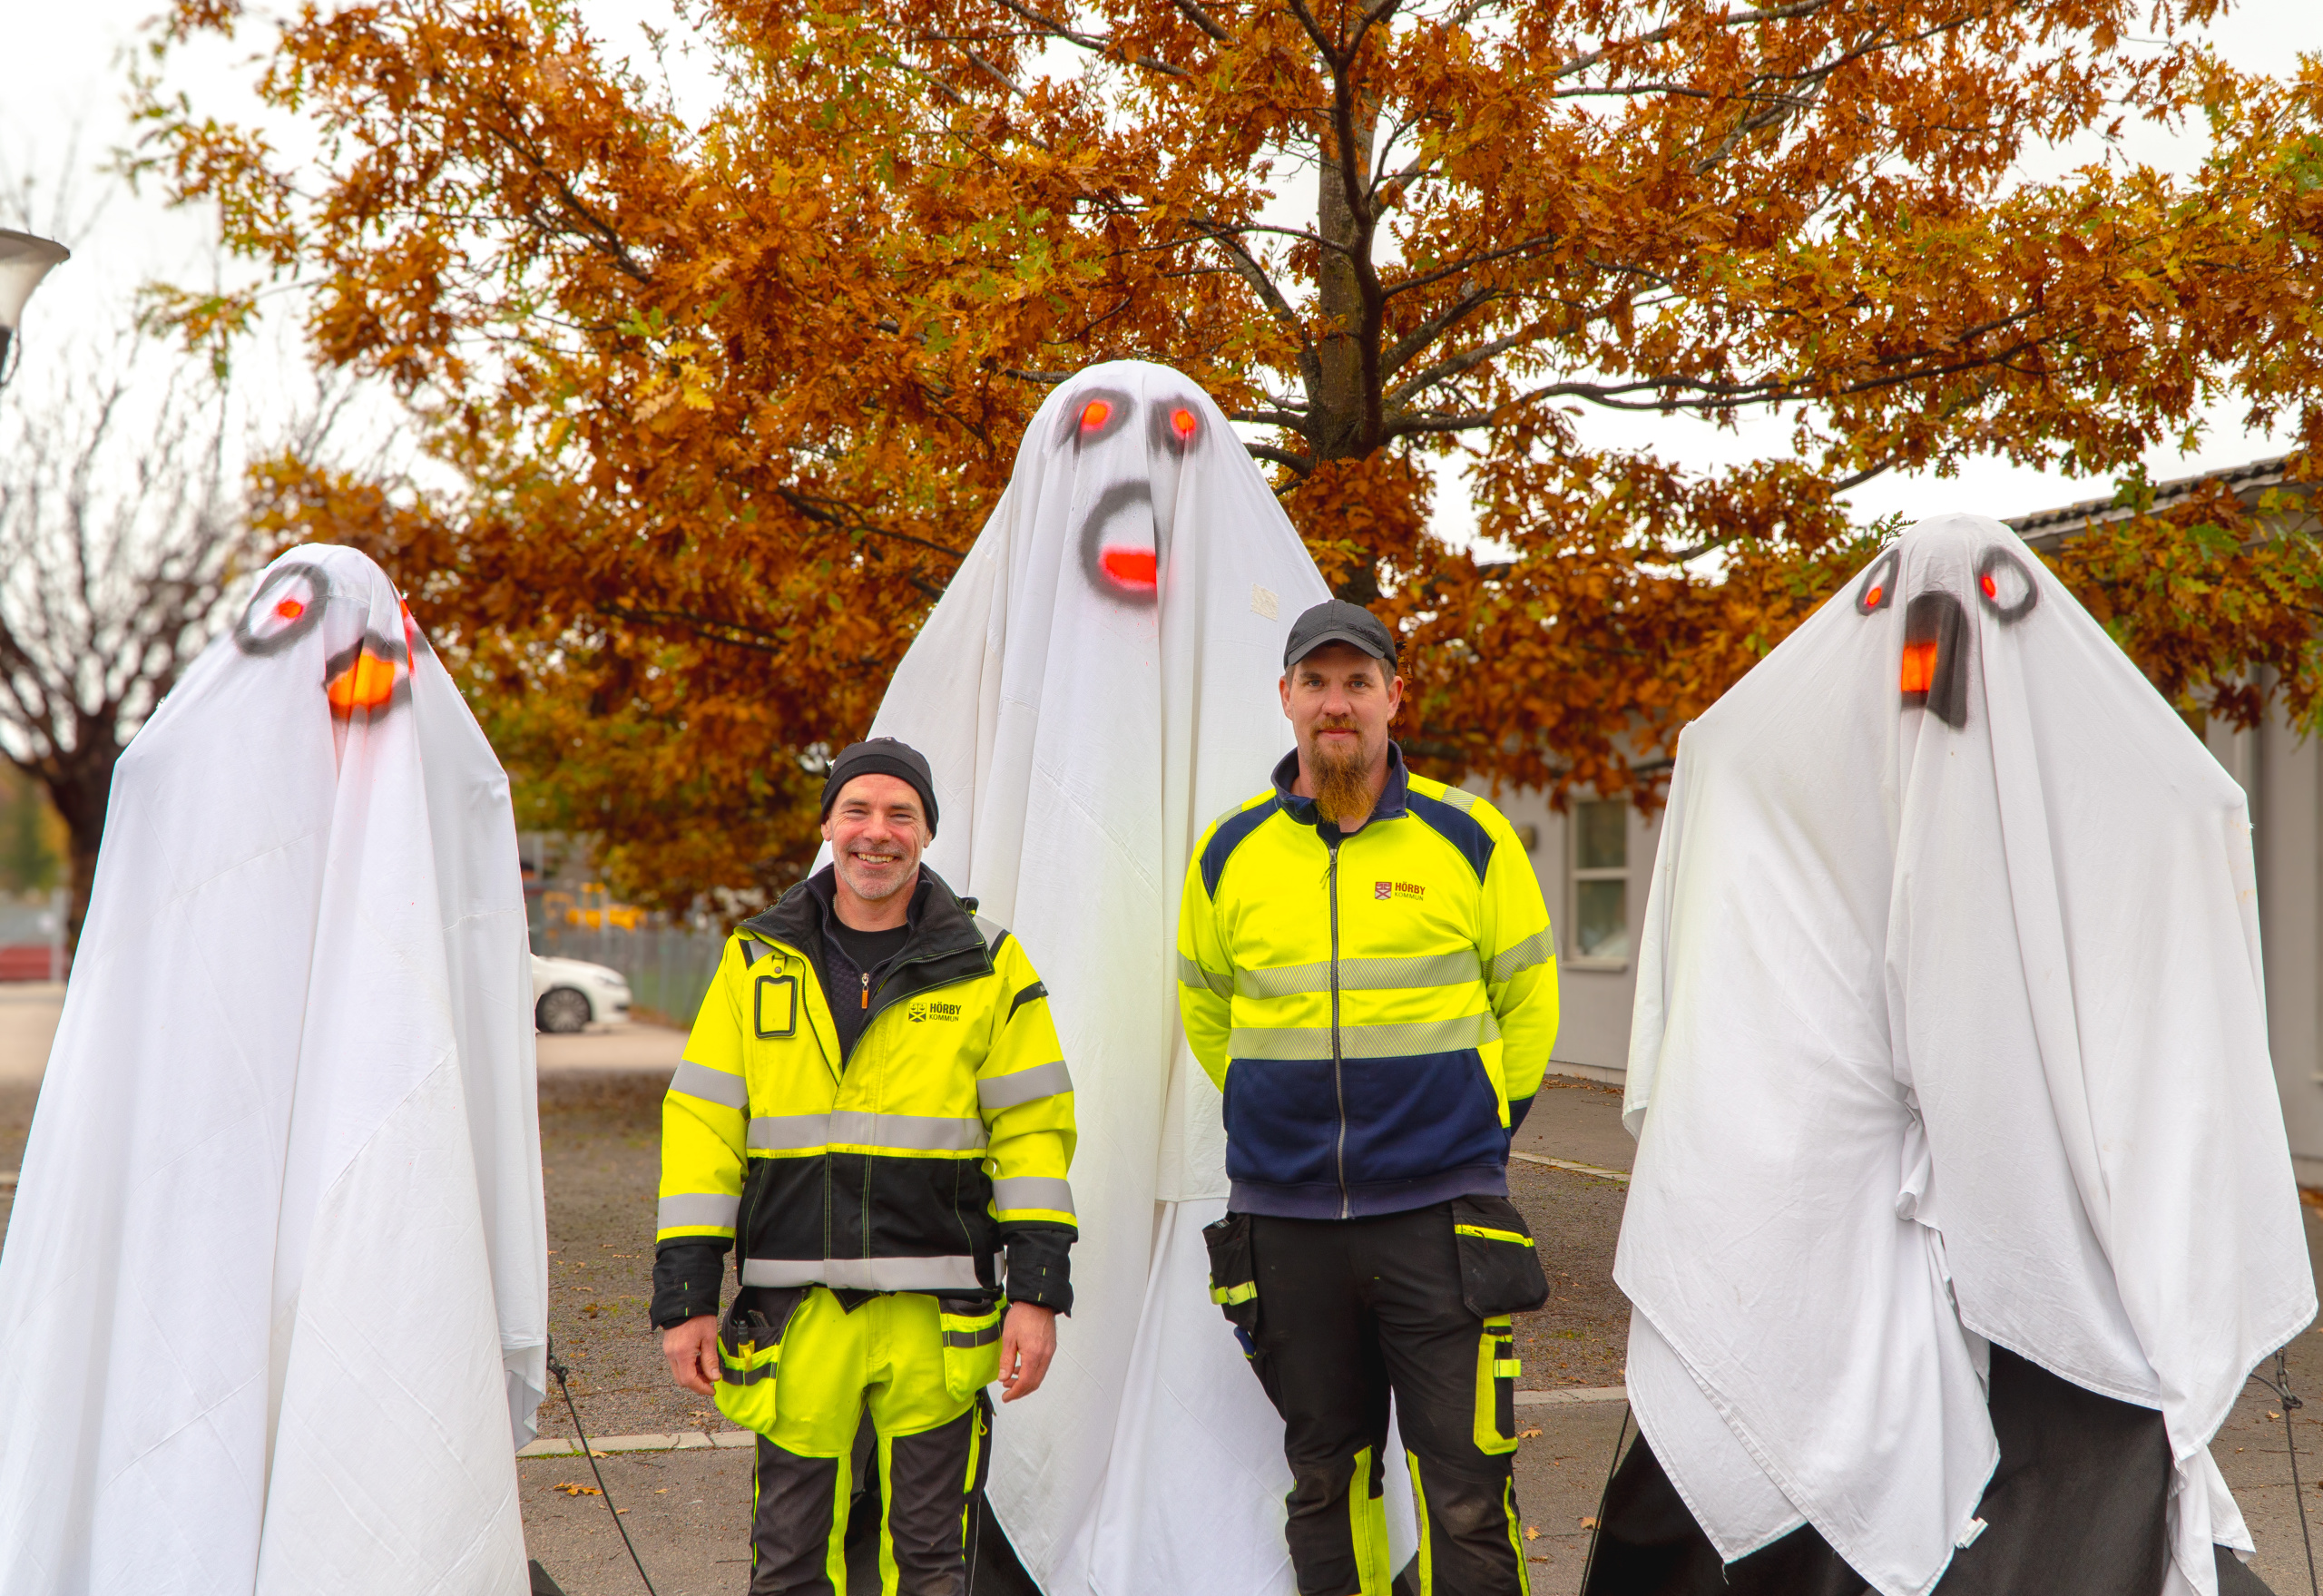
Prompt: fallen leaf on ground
<box><xmin>553</xmin><ymin>1483</ymin><xmax>602</xmax><ymax>1497</ymax></box>
<box><xmin>1523</xmin><ymin>1525</ymin><xmax>1539</xmax><ymax>1542</ymax></box>
<box><xmin>1519</xmin><ymin>1427</ymin><xmax>1543</xmax><ymax>1438</ymax></box>
<box><xmin>1581</xmin><ymin>1516</ymin><xmax>1600</xmax><ymax>1530</ymax></box>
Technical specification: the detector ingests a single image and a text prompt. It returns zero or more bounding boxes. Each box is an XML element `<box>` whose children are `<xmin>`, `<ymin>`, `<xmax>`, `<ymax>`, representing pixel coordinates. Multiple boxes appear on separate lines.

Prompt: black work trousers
<box><xmin>1250</xmin><ymin>1206</ymin><xmax>1529</xmax><ymax>1596</ymax></box>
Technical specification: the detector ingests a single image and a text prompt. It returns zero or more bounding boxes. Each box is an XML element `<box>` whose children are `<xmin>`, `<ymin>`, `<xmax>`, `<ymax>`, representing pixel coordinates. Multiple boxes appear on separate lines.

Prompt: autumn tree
<box><xmin>0</xmin><ymin>327</ymin><xmax>250</xmax><ymax>944</ymax></box>
<box><xmin>139</xmin><ymin>0</ymin><xmax>2322</xmax><ymax>904</ymax></box>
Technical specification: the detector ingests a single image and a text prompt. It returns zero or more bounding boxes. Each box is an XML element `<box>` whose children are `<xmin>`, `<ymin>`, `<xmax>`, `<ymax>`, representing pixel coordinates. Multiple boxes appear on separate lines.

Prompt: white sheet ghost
<box><xmin>1616</xmin><ymin>513</ymin><xmax>2314</xmax><ymax>1596</ymax></box>
<box><xmin>0</xmin><ymin>545</ymin><xmax>548</xmax><ymax>1594</ymax></box>
<box><xmin>857</xmin><ymin>360</ymin><xmax>1431</xmax><ymax>1594</ymax></box>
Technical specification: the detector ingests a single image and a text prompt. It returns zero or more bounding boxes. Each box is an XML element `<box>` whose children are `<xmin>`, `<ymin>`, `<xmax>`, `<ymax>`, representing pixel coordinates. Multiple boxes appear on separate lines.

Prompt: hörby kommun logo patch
<box><xmin>1374</xmin><ymin>880</ymin><xmax>1426</xmax><ymax>903</ymax></box>
<box><xmin>908</xmin><ymin>1000</ymin><xmax>965</xmax><ymax>1023</ymax></box>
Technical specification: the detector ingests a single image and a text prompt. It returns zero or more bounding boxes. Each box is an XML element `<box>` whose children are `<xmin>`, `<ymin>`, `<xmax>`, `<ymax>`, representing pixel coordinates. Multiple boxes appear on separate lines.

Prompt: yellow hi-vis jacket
<box><xmin>656</xmin><ymin>867</ymin><xmax>1076</xmax><ymax>1307</ymax></box>
<box><xmin>1176</xmin><ymin>745</ymin><xmax>1558</xmax><ymax>1219</ymax></box>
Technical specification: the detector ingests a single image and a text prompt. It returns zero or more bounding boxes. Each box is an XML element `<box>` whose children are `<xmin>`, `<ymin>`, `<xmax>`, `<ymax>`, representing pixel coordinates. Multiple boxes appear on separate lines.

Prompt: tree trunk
<box><xmin>1310</xmin><ymin>97</ymin><xmax>1386</xmax><ymax>606</ymax></box>
<box><xmin>36</xmin><ymin>743</ymin><xmax>120</xmax><ymax>955</ymax></box>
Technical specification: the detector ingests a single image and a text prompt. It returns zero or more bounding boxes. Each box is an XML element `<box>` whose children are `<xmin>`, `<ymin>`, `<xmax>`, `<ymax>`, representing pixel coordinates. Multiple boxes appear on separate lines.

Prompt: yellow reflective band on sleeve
<box><xmin>1454</xmin><ymin>1223</ymin><xmax>1531</xmax><ymax>1247</ymax></box>
<box><xmin>1210</xmin><ymin>1280</ymin><xmax>1258</xmax><ymax>1307</ymax></box>
<box><xmin>1494</xmin><ymin>1358</ymin><xmax>1523</xmax><ymax>1380</ymax></box>
<box><xmin>1177</xmin><ymin>952</ymin><xmax>1234</xmax><ymax>1000</ymax></box>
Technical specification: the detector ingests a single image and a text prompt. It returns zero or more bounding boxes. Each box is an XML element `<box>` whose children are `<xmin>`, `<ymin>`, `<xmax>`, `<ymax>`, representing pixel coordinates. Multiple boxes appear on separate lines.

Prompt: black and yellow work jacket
<box><xmin>650</xmin><ymin>867</ymin><xmax>1076</xmax><ymax>1326</ymax></box>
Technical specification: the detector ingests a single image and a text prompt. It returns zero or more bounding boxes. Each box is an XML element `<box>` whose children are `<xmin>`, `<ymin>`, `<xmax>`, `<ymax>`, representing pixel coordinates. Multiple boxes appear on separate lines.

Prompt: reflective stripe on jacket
<box><xmin>657</xmin><ymin>867</ymin><xmax>1076</xmax><ymax>1296</ymax></box>
<box><xmin>1176</xmin><ymin>745</ymin><xmax>1558</xmax><ymax>1219</ymax></box>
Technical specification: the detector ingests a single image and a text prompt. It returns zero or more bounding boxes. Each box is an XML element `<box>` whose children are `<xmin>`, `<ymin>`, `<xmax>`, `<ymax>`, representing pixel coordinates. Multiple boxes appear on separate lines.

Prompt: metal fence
<box><xmin>534</xmin><ymin>921</ymin><xmax>730</xmax><ymax>1029</ymax></box>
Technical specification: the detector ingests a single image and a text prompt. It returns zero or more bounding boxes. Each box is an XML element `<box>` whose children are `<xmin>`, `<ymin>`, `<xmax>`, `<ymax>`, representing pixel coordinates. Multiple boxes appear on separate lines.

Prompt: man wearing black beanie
<box><xmin>652</xmin><ymin>736</ymin><xmax>1079</xmax><ymax>1591</ymax></box>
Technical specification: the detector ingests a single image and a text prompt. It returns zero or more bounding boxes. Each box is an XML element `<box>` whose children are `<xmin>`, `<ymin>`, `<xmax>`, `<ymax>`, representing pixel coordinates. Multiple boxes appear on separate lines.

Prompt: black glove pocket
<box><xmin>1451</xmin><ymin>1194</ymin><xmax>1550</xmax><ymax>1318</ymax></box>
<box><xmin>1201</xmin><ymin>1211</ymin><xmax>1260</xmax><ymax>1335</ymax></box>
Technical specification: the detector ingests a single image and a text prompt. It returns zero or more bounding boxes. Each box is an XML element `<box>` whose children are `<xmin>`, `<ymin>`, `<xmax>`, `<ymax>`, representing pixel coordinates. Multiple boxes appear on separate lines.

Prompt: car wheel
<box><xmin>537</xmin><ymin>987</ymin><xmax>593</xmax><ymax>1034</ymax></box>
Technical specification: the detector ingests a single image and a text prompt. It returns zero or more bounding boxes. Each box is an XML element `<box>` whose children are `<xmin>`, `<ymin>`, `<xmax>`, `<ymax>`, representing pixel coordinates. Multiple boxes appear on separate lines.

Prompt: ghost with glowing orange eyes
<box><xmin>1593</xmin><ymin>514</ymin><xmax>2310</xmax><ymax>1596</ymax></box>
<box><xmin>0</xmin><ymin>544</ymin><xmax>548</xmax><ymax>1593</ymax></box>
<box><xmin>849</xmin><ymin>362</ymin><xmax>1361</xmax><ymax>1596</ymax></box>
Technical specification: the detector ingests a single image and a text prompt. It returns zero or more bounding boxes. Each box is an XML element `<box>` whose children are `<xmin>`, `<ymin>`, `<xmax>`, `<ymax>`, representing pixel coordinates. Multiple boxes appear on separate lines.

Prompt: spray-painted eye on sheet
<box><xmin>323</xmin><ymin>632</ymin><xmax>413</xmax><ymax>719</ymax></box>
<box><xmin>1056</xmin><ymin>388</ymin><xmax>1134</xmax><ymax>451</ymax></box>
<box><xmin>1900</xmin><ymin>591</ymin><xmax>1969</xmax><ymax>728</ymax></box>
<box><xmin>1975</xmin><ymin>547</ymin><xmax>2038</xmax><ymax>623</ymax></box>
<box><xmin>233</xmin><ymin>563</ymin><xmax>328</xmax><ymax>656</ymax></box>
<box><xmin>1855</xmin><ymin>547</ymin><xmax>1899</xmax><ymax>614</ymax></box>
<box><xmin>1149</xmin><ymin>397</ymin><xmax>1202</xmax><ymax>457</ymax></box>
<box><xmin>1077</xmin><ymin>481</ymin><xmax>1161</xmax><ymax>605</ymax></box>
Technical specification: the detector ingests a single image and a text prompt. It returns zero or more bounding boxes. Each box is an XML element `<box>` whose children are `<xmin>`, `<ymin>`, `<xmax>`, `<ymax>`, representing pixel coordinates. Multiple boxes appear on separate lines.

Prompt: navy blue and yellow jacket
<box><xmin>1176</xmin><ymin>746</ymin><xmax>1558</xmax><ymax>1219</ymax></box>
<box><xmin>651</xmin><ymin>867</ymin><xmax>1075</xmax><ymax>1326</ymax></box>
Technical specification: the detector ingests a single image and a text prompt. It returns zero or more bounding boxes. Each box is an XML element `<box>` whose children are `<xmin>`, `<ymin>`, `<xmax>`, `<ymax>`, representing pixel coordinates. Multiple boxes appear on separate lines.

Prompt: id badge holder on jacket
<box><xmin>714</xmin><ymin>1287</ymin><xmax>807</xmax><ymax>1434</ymax></box>
<box><xmin>1449</xmin><ymin>1194</ymin><xmax>1550</xmax><ymax>1455</ymax></box>
<box><xmin>937</xmin><ymin>1297</ymin><xmax>1007</xmax><ymax>1399</ymax></box>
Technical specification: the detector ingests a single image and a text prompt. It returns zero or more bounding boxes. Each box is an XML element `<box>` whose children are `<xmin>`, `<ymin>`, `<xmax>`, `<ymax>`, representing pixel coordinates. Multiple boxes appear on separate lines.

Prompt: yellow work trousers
<box><xmin>720</xmin><ymin>1288</ymin><xmax>1003</xmax><ymax>1596</ymax></box>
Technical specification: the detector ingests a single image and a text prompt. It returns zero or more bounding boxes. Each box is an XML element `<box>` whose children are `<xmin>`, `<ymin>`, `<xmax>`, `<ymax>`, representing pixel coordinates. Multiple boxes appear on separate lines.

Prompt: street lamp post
<box><xmin>0</xmin><ymin>228</ymin><xmax>72</xmax><ymax>387</ymax></box>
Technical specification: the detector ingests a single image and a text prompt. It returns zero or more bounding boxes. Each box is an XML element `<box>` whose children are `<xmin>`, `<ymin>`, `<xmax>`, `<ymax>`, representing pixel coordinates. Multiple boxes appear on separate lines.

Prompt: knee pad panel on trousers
<box><xmin>1283</xmin><ymin>1444</ymin><xmax>1397</xmax><ymax>1596</ymax></box>
<box><xmin>878</xmin><ymin>1401</ymin><xmax>987</xmax><ymax>1596</ymax></box>
<box><xmin>751</xmin><ymin>1437</ymin><xmax>849</xmax><ymax>1596</ymax></box>
<box><xmin>1407</xmin><ymin>1452</ymin><xmax>1529</xmax><ymax>1596</ymax></box>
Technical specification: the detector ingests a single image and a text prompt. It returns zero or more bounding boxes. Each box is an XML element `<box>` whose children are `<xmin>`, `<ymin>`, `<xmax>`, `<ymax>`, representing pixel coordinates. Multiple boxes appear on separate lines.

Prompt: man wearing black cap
<box><xmin>1177</xmin><ymin>602</ymin><xmax>1560</xmax><ymax>1595</ymax></box>
<box><xmin>652</xmin><ymin>736</ymin><xmax>1079</xmax><ymax>1591</ymax></box>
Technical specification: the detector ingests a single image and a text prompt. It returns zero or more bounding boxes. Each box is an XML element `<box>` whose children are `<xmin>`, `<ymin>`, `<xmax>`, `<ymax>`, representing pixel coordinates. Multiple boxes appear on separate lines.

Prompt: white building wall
<box><xmin>2213</xmin><ymin>706</ymin><xmax>2323</xmax><ymax>1186</ymax></box>
<box><xmin>1463</xmin><ymin>780</ymin><xmax>1661</xmax><ymax>1083</ymax></box>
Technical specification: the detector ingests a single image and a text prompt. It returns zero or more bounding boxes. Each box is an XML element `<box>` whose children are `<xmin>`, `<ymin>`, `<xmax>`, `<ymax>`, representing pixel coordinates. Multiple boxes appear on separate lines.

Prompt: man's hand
<box><xmin>997</xmin><ymin>1302</ymin><xmax>1057</xmax><ymax>1403</ymax></box>
<box><xmin>662</xmin><ymin>1313</ymin><xmax>720</xmax><ymax>1396</ymax></box>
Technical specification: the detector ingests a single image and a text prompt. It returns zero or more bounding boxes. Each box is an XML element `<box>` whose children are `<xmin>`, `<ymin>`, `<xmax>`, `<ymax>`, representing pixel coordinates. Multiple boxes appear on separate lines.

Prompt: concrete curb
<box><xmin>1510</xmin><ymin>1150</ymin><xmax>1628</xmax><ymax>1183</ymax></box>
<box><xmin>514</xmin><ymin>1394</ymin><xmax>1630</xmax><ymax>1455</ymax></box>
<box><xmin>1515</xmin><ymin>1386</ymin><xmax>1627</xmax><ymax>1407</ymax></box>
<box><xmin>520</xmin><ymin>1431</ymin><xmax>756</xmax><ymax>1458</ymax></box>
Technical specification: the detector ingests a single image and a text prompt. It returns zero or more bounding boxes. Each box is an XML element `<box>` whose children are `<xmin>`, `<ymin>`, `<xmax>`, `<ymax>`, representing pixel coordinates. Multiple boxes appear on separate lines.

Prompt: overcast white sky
<box><xmin>5</xmin><ymin>1</ymin><xmax>2318</xmax><ymax>533</ymax></box>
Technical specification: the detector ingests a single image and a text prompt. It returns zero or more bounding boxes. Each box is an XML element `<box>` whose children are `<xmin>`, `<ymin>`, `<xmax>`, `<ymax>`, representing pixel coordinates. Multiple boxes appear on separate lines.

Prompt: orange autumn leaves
<box><xmin>134</xmin><ymin>0</ymin><xmax>2323</xmax><ymax>903</ymax></box>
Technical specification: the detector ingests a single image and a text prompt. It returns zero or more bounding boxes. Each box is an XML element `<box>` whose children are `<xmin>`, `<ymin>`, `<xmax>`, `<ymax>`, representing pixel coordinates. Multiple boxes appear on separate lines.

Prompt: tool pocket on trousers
<box><xmin>1472</xmin><ymin>1315</ymin><xmax>1521</xmax><ymax>1455</ymax></box>
<box><xmin>1202</xmin><ymin>1210</ymin><xmax>1280</xmax><ymax>1405</ymax></box>
<box><xmin>938</xmin><ymin>1297</ymin><xmax>1006</xmax><ymax>1400</ymax></box>
<box><xmin>1201</xmin><ymin>1212</ymin><xmax>1260</xmax><ymax>1335</ymax></box>
<box><xmin>1450</xmin><ymin>1194</ymin><xmax>1550</xmax><ymax>1317</ymax></box>
<box><xmin>712</xmin><ymin>1288</ymin><xmax>804</xmax><ymax>1434</ymax></box>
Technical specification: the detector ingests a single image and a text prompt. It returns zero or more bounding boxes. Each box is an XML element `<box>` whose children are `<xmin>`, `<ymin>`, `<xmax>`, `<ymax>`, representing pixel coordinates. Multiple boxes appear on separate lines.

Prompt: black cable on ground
<box><xmin>1575</xmin><ymin>1403</ymin><xmax>1630</xmax><ymax>1596</ymax></box>
<box><xmin>2250</xmin><ymin>1352</ymin><xmax>2318</xmax><ymax>1596</ymax></box>
<box><xmin>545</xmin><ymin>1334</ymin><xmax>661</xmax><ymax>1596</ymax></box>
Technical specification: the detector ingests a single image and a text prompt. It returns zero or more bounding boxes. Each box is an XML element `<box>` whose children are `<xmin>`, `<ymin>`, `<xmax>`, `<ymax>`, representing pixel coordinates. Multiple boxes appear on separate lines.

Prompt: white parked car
<box><xmin>530</xmin><ymin>954</ymin><xmax>632</xmax><ymax>1033</ymax></box>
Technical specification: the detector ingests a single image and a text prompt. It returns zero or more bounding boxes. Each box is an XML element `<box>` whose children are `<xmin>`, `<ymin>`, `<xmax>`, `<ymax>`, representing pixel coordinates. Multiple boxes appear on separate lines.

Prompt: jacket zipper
<box><xmin>1328</xmin><ymin>837</ymin><xmax>1349</xmax><ymax>1219</ymax></box>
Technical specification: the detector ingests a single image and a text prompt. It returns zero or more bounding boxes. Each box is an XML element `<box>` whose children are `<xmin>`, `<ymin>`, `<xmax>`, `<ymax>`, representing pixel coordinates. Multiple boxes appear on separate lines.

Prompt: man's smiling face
<box><xmin>821</xmin><ymin>773</ymin><xmax>927</xmax><ymax>906</ymax></box>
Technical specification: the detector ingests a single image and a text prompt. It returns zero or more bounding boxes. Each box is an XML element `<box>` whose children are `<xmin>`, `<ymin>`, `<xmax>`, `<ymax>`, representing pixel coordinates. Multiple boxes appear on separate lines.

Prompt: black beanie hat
<box><xmin>820</xmin><ymin>738</ymin><xmax>939</xmax><ymax>836</ymax></box>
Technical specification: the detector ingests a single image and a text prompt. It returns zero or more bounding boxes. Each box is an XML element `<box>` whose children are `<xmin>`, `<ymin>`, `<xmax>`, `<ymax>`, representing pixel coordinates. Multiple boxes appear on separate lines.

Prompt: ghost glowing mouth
<box><xmin>1100</xmin><ymin>547</ymin><xmax>1157</xmax><ymax>592</ymax></box>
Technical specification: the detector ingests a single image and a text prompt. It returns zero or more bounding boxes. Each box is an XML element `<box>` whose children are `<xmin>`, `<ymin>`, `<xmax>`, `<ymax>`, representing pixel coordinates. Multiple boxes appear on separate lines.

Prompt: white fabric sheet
<box><xmin>858</xmin><ymin>360</ymin><xmax>1421</xmax><ymax>1593</ymax></box>
<box><xmin>1617</xmin><ymin>513</ymin><xmax>2314</xmax><ymax>1596</ymax></box>
<box><xmin>0</xmin><ymin>545</ymin><xmax>548</xmax><ymax>1595</ymax></box>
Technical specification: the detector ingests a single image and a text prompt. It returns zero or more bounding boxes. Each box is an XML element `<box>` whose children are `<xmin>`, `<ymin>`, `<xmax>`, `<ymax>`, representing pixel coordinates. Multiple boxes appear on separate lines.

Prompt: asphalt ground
<box><xmin>8</xmin><ymin>1002</ymin><xmax>2323</xmax><ymax>1594</ymax></box>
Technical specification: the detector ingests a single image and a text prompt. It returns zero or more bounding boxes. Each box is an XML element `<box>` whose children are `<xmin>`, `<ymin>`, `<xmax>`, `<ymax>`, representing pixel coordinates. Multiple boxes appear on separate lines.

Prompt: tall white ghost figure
<box><xmin>0</xmin><ymin>545</ymin><xmax>548</xmax><ymax>1595</ymax></box>
<box><xmin>861</xmin><ymin>360</ymin><xmax>1424</xmax><ymax>1593</ymax></box>
<box><xmin>1616</xmin><ymin>513</ymin><xmax>2314</xmax><ymax>1596</ymax></box>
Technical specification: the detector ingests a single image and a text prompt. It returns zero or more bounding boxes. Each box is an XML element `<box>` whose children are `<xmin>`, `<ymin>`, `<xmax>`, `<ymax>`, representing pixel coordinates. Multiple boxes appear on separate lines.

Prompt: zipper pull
<box><xmin>860</xmin><ymin>972</ymin><xmax>870</xmax><ymax>1010</ymax></box>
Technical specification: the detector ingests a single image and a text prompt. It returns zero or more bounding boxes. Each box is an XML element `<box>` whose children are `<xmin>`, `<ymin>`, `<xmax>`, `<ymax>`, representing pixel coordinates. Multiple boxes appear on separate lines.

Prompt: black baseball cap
<box><xmin>820</xmin><ymin>737</ymin><xmax>938</xmax><ymax>836</ymax></box>
<box><xmin>1283</xmin><ymin>599</ymin><xmax>1398</xmax><ymax>671</ymax></box>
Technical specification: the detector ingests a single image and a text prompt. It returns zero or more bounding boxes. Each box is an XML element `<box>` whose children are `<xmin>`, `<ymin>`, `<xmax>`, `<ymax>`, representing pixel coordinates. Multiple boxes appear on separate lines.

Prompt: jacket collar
<box><xmin>743</xmin><ymin>862</ymin><xmax>986</xmax><ymax>977</ymax></box>
<box><xmin>1269</xmin><ymin>741</ymin><xmax>1411</xmax><ymax>838</ymax></box>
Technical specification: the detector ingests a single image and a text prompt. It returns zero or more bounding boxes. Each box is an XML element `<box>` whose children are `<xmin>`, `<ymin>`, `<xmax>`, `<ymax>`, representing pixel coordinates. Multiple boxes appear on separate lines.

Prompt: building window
<box><xmin>1570</xmin><ymin>799</ymin><xmax>1628</xmax><ymax>964</ymax></box>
